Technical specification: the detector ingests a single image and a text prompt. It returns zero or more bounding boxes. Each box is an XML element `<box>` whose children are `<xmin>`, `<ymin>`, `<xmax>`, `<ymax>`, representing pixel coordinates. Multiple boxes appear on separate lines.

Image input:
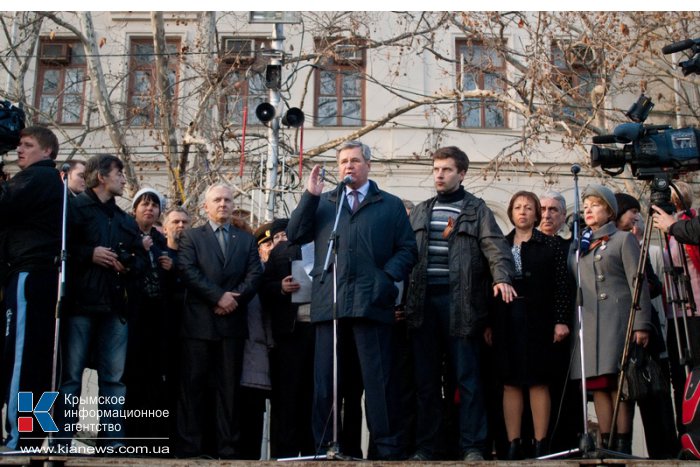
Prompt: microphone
<box><xmin>61</xmin><ymin>163</ymin><xmax>71</xmax><ymax>173</ymax></box>
<box><xmin>340</xmin><ymin>175</ymin><xmax>354</xmax><ymax>186</ymax></box>
<box><xmin>571</xmin><ymin>164</ymin><xmax>581</xmax><ymax>175</ymax></box>
<box><xmin>592</xmin><ymin>134</ymin><xmax>619</xmax><ymax>145</ymax></box>
<box><xmin>662</xmin><ymin>38</ymin><xmax>698</xmax><ymax>55</ymax></box>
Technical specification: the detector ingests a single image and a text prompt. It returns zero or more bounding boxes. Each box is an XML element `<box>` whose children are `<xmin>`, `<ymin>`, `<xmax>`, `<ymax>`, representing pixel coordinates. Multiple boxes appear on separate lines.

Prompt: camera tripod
<box><xmin>607</xmin><ymin>173</ymin><xmax>693</xmax><ymax>455</ymax></box>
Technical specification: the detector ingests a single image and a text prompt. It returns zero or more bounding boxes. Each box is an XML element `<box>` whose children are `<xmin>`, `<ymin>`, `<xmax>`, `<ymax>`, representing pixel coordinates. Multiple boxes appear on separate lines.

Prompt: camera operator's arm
<box><xmin>651</xmin><ymin>205</ymin><xmax>676</xmax><ymax>233</ymax></box>
<box><xmin>652</xmin><ymin>205</ymin><xmax>700</xmax><ymax>245</ymax></box>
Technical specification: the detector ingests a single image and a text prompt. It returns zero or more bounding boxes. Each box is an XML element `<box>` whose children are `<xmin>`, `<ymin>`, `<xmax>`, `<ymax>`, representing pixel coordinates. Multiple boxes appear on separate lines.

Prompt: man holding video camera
<box><xmin>0</xmin><ymin>126</ymin><xmax>63</xmax><ymax>449</ymax></box>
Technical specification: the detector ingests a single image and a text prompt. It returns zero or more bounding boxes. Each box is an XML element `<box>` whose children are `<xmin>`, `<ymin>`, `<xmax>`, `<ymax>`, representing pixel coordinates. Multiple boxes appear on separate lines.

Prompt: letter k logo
<box><xmin>18</xmin><ymin>392</ymin><xmax>58</xmax><ymax>432</ymax></box>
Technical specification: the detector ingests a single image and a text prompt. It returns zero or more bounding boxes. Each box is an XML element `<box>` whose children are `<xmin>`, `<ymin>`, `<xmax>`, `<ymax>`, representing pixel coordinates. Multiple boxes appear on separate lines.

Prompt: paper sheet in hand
<box><xmin>291</xmin><ymin>260</ymin><xmax>312</xmax><ymax>303</ymax></box>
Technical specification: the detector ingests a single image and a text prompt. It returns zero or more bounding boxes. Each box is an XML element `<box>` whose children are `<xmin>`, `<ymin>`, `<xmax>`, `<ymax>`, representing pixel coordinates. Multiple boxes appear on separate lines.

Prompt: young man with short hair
<box><xmin>0</xmin><ymin>126</ymin><xmax>62</xmax><ymax>449</ymax></box>
<box><xmin>406</xmin><ymin>146</ymin><xmax>515</xmax><ymax>461</ymax></box>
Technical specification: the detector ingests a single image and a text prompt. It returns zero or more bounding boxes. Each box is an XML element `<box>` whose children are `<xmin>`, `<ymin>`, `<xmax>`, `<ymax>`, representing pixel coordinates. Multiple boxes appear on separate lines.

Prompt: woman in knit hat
<box><xmin>124</xmin><ymin>187</ymin><xmax>173</xmax><ymax>443</ymax></box>
<box><xmin>571</xmin><ymin>184</ymin><xmax>652</xmax><ymax>454</ymax></box>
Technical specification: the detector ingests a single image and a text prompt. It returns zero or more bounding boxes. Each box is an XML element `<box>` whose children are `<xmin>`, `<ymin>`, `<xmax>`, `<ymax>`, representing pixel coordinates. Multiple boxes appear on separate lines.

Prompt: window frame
<box><xmin>550</xmin><ymin>40</ymin><xmax>602</xmax><ymax>118</ymax></box>
<box><xmin>455</xmin><ymin>38</ymin><xmax>508</xmax><ymax>129</ymax></box>
<box><xmin>313</xmin><ymin>39</ymin><xmax>366</xmax><ymax>127</ymax></box>
<box><xmin>126</xmin><ymin>36</ymin><xmax>181</xmax><ymax>127</ymax></box>
<box><xmin>34</xmin><ymin>38</ymin><xmax>88</xmax><ymax>126</ymax></box>
<box><xmin>218</xmin><ymin>36</ymin><xmax>271</xmax><ymax>126</ymax></box>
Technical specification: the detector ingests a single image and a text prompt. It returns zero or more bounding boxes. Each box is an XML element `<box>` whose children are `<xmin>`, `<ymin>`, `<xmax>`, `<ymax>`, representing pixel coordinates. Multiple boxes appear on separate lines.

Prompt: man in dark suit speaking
<box><xmin>176</xmin><ymin>183</ymin><xmax>263</xmax><ymax>458</ymax></box>
<box><xmin>287</xmin><ymin>140</ymin><xmax>417</xmax><ymax>459</ymax></box>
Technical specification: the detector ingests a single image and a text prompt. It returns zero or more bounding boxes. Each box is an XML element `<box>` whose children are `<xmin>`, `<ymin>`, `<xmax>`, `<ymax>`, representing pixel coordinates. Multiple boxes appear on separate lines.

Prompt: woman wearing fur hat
<box><xmin>572</xmin><ymin>184</ymin><xmax>652</xmax><ymax>454</ymax></box>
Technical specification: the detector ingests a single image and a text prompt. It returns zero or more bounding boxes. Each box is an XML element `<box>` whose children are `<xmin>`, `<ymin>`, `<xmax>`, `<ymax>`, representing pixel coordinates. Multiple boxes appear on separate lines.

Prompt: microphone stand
<box><xmin>542</xmin><ymin>164</ymin><xmax>596</xmax><ymax>459</ymax></box>
<box><xmin>569</xmin><ymin>166</ymin><xmax>597</xmax><ymax>457</ymax></box>
<box><xmin>49</xmin><ymin>164</ymin><xmax>71</xmax><ymax>444</ymax></box>
<box><xmin>281</xmin><ymin>181</ymin><xmax>353</xmax><ymax>461</ymax></box>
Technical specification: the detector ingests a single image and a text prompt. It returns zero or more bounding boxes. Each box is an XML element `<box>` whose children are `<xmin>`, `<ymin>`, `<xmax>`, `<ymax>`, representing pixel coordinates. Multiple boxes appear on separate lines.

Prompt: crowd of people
<box><xmin>0</xmin><ymin>126</ymin><xmax>697</xmax><ymax>460</ymax></box>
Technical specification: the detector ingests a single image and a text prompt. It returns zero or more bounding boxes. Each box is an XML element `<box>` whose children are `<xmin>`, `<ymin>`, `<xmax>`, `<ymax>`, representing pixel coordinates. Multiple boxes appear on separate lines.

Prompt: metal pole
<box><xmin>265</xmin><ymin>23</ymin><xmax>284</xmax><ymax>221</ymax></box>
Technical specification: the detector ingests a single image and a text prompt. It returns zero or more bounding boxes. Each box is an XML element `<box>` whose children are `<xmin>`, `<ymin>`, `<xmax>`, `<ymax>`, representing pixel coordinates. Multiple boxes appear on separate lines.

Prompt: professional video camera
<box><xmin>589</xmin><ymin>108</ymin><xmax>700</xmax><ymax>180</ymax></box>
<box><xmin>662</xmin><ymin>37</ymin><xmax>700</xmax><ymax>76</ymax></box>
<box><xmin>0</xmin><ymin>100</ymin><xmax>26</xmax><ymax>180</ymax></box>
<box><xmin>590</xmin><ymin>36</ymin><xmax>700</xmax><ymax>180</ymax></box>
<box><xmin>589</xmin><ymin>37</ymin><xmax>700</xmax><ymax>211</ymax></box>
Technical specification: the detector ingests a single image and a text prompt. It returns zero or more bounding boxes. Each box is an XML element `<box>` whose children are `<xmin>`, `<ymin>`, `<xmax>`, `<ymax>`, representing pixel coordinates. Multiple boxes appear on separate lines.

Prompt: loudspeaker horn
<box><xmin>255</xmin><ymin>103</ymin><xmax>276</xmax><ymax>124</ymax></box>
<box><xmin>282</xmin><ymin>108</ymin><xmax>305</xmax><ymax>128</ymax></box>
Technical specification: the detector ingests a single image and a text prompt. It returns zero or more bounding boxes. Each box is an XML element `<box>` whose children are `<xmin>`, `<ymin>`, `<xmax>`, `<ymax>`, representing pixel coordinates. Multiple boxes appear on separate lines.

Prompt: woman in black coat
<box><xmin>490</xmin><ymin>191</ymin><xmax>572</xmax><ymax>459</ymax></box>
<box><xmin>123</xmin><ymin>188</ymin><xmax>173</xmax><ymax>444</ymax></box>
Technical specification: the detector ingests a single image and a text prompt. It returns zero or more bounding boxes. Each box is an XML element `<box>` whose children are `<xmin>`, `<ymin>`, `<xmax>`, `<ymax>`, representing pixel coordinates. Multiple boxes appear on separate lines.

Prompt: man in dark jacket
<box><xmin>54</xmin><ymin>154</ymin><xmax>144</xmax><ymax>449</ymax></box>
<box><xmin>405</xmin><ymin>146</ymin><xmax>515</xmax><ymax>461</ymax></box>
<box><xmin>0</xmin><ymin>126</ymin><xmax>62</xmax><ymax>449</ymax></box>
<box><xmin>161</xmin><ymin>206</ymin><xmax>190</xmax><ymax>448</ymax></box>
<box><xmin>534</xmin><ymin>190</ymin><xmax>583</xmax><ymax>455</ymax></box>
<box><xmin>287</xmin><ymin>140</ymin><xmax>417</xmax><ymax>460</ymax></box>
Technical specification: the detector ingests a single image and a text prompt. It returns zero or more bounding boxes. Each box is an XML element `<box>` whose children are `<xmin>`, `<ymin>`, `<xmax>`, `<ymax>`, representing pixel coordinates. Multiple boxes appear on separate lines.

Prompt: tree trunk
<box><xmin>77</xmin><ymin>11</ymin><xmax>139</xmax><ymax>196</ymax></box>
<box><xmin>151</xmin><ymin>11</ymin><xmax>182</xmax><ymax>203</ymax></box>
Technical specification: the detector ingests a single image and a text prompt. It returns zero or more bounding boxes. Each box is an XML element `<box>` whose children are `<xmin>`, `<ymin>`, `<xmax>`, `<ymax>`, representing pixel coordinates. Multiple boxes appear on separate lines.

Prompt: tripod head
<box><xmin>646</xmin><ymin>171</ymin><xmax>676</xmax><ymax>215</ymax></box>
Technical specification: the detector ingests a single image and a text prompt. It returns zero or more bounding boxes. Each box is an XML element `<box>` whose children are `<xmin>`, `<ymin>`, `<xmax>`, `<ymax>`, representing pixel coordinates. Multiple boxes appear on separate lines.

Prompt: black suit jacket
<box><xmin>260</xmin><ymin>241</ymin><xmax>303</xmax><ymax>339</ymax></box>
<box><xmin>177</xmin><ymin>222</ymin><xmax>263</xmax><ymax>340</ymax></box>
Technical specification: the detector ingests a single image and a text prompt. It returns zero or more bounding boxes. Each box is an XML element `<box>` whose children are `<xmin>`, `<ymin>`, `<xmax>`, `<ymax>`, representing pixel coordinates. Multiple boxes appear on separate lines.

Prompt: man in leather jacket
<box><xmin>405</xmin><ymin>146</ymin><xmax>515</xmax><ymax>461</ymax></box>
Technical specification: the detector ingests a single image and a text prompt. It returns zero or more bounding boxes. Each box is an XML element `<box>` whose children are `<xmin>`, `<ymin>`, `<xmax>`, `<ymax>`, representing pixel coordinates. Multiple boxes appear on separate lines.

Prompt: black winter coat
<box><xmin>65</xmin><ymin>189</ymin><xmax>143</xmax><ymax>316</ymax></box>
<box><xmin>0</xmin><ymin>159</ymin><xmax>62</xmax><ymax>277</ymax></box>
<box><xmin>670</xmin><ymin>214</ymin><xmax>700</xmax><ymax>246</ymax></box>
<box><xmin>286</xmin><ymin>181</ymin><xmax>417</xmax><ymax>324</ymax></box>
<box><xmin>260</xmin><ymin>240</ymin><xmax>303</xmax><ymax>338</ymax></box>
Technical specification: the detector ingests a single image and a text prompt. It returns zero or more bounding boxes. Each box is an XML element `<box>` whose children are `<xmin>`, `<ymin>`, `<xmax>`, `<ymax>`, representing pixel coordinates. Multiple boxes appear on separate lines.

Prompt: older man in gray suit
<box><xmin>176</xmin><ymin>183</ymin><xmax>263</xmax><ymax>458</ymax></box>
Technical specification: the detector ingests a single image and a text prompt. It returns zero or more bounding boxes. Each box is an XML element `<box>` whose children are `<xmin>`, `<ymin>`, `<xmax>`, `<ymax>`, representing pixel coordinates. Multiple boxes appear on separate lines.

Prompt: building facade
<box><xmin>1</xmin><ymin>11</ymin><xmax>698</xmax><ymax>229</ymax></box>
